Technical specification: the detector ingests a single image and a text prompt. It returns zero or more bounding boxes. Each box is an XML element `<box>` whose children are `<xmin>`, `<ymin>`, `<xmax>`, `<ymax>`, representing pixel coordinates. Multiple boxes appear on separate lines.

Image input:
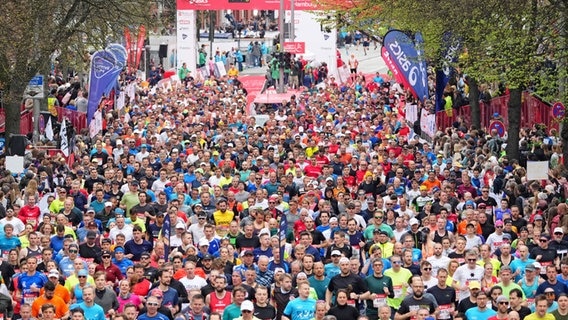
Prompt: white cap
<box><xmin>533</xmin><ymin>261</ymin><xmax>542</xmax><ymax>269</ymax></box>
<box><xmin>116</xmin><ymin>139</ymin><xmax>123</xmax><ymax>145</ymax></box>
<box><xmin>175</xmin><ymin>222</ymin><xmax>186</xmax><ymax>229</ymax></box>
<box><xmin>104</xmin><ymin>202</ymin><xmax>112</xmax><ymax>207</ymax></box>
<box><xmin>554</xmin><ymin>227</ymin><xmax>564</xmax><ymax>234</ymax></box>
<box><xmin>339</xmin><ymin>257</ymin><xmax>350</xmax><ymax>264</ymax></box>
<box><xmin>198</xmin><ymin>238</ymin><xmax>209</xmax><ymax>247</ymax></box>
<box><xmin>241</xmin><ymin>300</ymin><xmax>254</xmax><ymax>312</ymax></box>
<box><xmin>409</xmin><ymin>218</ymin><xmax>420</xmax><ymax>225</ymax></box>
<box><xmin>331</xmin><ymin>250</ymin><xmax>342</xmax><ymax>256</ymax></box>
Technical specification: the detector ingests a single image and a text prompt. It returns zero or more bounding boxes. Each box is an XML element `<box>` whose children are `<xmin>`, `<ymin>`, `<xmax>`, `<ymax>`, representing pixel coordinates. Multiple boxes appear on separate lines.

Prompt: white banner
<box><xmin>526</xmin><ymin>161</ymin><xmax>549</xmax><ymax>180</ymax></box>
<box><xmin>420</xmin><ymin>110</ymin><xmax>436</xmax><ymax>139</ymax></box>
<box><xmin>177</xmin><ymin>10</ymin><xmax>197</xmax><ymax>73</ymax></box>
<box><xmin>405</xmin><ymin>103</ymin><xmax>418</xmax><ymax>124</ymax></box>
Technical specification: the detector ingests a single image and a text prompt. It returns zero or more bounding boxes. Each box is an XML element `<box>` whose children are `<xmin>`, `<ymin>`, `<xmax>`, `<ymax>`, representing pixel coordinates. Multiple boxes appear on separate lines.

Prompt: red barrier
<box><xmin>55</xmin><ymin>107</ymin><xmax>87</xmax><ymax>132</ymax></box>
<box><xmin>20</xmin><ymin>112</ymin><xmax>33</xmax><ymax>135</ymax></box>
<box><xmin>436</xmin><ymin>92</ymin><xmax>558</xmax><ymax>133</ymax></box>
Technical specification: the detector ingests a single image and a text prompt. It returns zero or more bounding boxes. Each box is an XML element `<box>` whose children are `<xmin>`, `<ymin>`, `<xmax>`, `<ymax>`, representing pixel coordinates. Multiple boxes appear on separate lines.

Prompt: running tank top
<box><xmin>209</xmin><ymin>291</ymin><xmax>232</xmax><ymax>313</ymax></box>
<box><xmin>520</xmin><ymin>278</ymin><xmax>538</xmax><ymax>298</ymax></box>
<box><xmin>433</xmin><ymin>230</ymin><xmax>447</xmax><ymax>244</ymax></box>
<box><xmin>26</xmin><ymin>247</ymin><xmax>42</xmax><ymax>260</ymax></box>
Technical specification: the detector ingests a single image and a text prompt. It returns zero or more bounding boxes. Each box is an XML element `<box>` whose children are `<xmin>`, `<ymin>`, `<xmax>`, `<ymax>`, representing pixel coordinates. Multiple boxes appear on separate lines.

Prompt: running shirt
<box><xmin>209</xmin><ymin>291</ymin><xmax>232</xmax><ymax>314</ymax></box>
<box><xmin>282</xmin><ymin>297</ymin><xmax>316</xmax><ymax>320</ymax></box>
<box><xmin>17</xmin><ymin>271</ymin><xmax>48</xmax><ymax>305</ymax></box>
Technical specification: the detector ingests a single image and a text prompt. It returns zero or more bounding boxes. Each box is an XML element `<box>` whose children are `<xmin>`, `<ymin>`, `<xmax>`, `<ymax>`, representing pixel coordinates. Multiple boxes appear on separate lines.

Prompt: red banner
<box><xmin>124</xmin><ymin>28</ymin><xmax>132</xmax><ymax>70</ymax></box>
<box><xmin>177</xmin><ymin>0</ymin><xmax>317</xmax><ymax>10</ymax></box>
<box><xmin>135</xmin><ymin>25</ymin><xmax>146</xmax><ymax>70</ymax></box>
<box><xmin>283</xmin><ymin>42</ymin><xmax>305</xmax><ymax>54</ymax></box>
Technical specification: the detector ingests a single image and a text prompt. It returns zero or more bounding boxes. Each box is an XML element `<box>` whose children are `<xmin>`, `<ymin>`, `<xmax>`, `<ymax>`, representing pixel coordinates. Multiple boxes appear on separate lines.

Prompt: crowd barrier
<box><xmin>1</xmin><ymin>107</ymin><xmax>87</xmax><ymax>136</ymax></box>
<box><xmin>435</xmin><ymin>92</ymin><xmax>559</xmax><ymax>132</ymax></box>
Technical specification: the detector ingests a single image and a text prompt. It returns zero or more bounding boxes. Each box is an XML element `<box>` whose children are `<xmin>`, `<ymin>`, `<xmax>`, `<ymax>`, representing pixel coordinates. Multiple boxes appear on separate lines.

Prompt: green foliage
<box><xmin>0</xmin><ymin>0</ymin><xmax>155</xmax><ymax>140</ymax></box>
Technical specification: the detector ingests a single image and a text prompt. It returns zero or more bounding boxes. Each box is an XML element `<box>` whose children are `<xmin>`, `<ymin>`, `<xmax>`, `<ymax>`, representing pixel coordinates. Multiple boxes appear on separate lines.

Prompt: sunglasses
<box><xmin>423</xmin><ymin>268</ymin><xmax>432</xmax><ymax>271</ymax></box>
<box><xmin>147</xmin><ymin>302</ymin><xmax>159</xmax><ymax>306</ymax></box>
<box><xmin>375</xmin><ymin>216</ymin><xmax>383</xmax><ymax>219</ymax></box>
<box><xmin>102</xmin><ymin>256</ymin><xmax>111</xmax><ymax>259</ymax></box>
<box><xmin>498</xmin><ymin>302</ymin><xmax>509</xmax><ymax>305</ymax></box>
<box><xmin>69</xmin><ymin>250</ymin><xmax>78</xmax><ymax>253</ymax></box>
<box><xmin>467</xmin><ymin>259</ymin><xmax>477</xmax><ymax>262</ymax></box>
<box><xmin>78</xmin><ymin>275</ymin><xmax>87</xmax><ymax>278</ymax></box>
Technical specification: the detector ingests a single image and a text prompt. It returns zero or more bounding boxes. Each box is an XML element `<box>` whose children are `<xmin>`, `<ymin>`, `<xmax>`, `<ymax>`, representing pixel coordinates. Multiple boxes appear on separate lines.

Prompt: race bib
<box><xmin>393</xmin><ymin>285</ymin><xmax>403</xmax><ymax>298</ymax></box>
<box><xmin>347</xmin><ymin>299</ymin><xmax>356</xmax><ymax>307</ymax></box>
<box><xmin>373</xmin><ymin>294</ymin><xmax>387</xmax><ymax>308</ymax></box>
<box><xmin>527</xmin><ymin>298</ymin><xmax>535</xmax><ymax>309</ymax></box>
<box><xmin>23</xmin><ymin>292</ymin><xmax>37</xmax><ymax>305</ymax></box>
<box><xmin>438</xmin><ymin>304</ymin><xmax>453</xmax><ymax>319</ymax></box>
<box><xmin>540</xmin><ymin>261</ymin><xmax>552</xmax><ymax>274</ymax></box>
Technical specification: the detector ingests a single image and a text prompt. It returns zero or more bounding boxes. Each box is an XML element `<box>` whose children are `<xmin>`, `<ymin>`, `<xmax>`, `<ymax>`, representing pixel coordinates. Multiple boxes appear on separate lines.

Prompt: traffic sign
<box><xmin>489</xmin><ymin>120</ymin><xmax>506</xmax><ymax>137</ymax></box>
<box><xmin>23</xmin><ymin>75</ymin><xmax>45</xmax><ymax>99</ymax></box>
<box><xmin>552</xmin><ymin>102</ymin><xmax>565</xmax><ymax>119</ymax></box>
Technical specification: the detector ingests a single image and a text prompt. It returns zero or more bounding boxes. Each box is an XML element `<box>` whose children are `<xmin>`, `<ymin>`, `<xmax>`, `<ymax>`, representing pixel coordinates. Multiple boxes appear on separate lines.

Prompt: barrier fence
<box><xmin>435</xmin><ymin>92</ymin><xmax>559</xmax><ymax>132</ymax></box>
<box><xmin>0</xmin><ymin>107</ymin><xmax>87</xmax><ymax>136</ymax></box>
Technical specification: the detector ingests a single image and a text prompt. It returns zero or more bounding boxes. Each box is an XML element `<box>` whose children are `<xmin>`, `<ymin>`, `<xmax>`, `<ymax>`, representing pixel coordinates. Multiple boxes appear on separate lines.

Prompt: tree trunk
<box><xmin>468</xmin><ymin>77</ymin><xmax>481</xmax><ymax>130</ymax></box>
<box><xmin>506</xmin><ymin>87</ymin><xmax>522</xmax><ymax>160</ymax></box>
<box><xmin>4</xmin><ymin>83</ymin><xmax>25</xmax><ymax>151</ymax></box>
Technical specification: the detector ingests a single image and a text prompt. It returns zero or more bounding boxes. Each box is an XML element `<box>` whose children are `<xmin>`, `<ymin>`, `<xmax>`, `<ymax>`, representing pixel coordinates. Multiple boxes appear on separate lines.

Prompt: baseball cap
<box><xmin>198</xmin><ymin>238</ymin><xmax>210</xmax><ymax>247</ymax></box>
<box><xmin>495</xmin><ymin>220</ymin><xmax>504</xmax><ymax>227</ymax></box>
<box><xmin>468</xmin><ymin>281</ymin><xmax>481</xmax><ymax>290</ymax></box>
<box><xmin>101</xmin><ymin>250</ymin><xmax>112</xmax><ymax>257</ymax></box>
<box><xmin>525</xmin><ymin>263</ymin><xmax>536</xmax><ymax>271</ymax></box>
<box><xmin>140</xmin><ymin>252</ymin><xmax>151</xmax><ymax>258</ymax></box>
<box><xmin>544</xmin><ymin>287</ymin><xmax>556</xmax><ymax>294</ymax></box>
<box><xmin>534</xmin><ymin>214</ymin><xmax>543</xmax><ymax>221</ymax></box>
<box><xmin>241</xmin><ymin>300</ymin><xmax>254</xmax><ymax>312</ymax></box>
<box><xmin>241</xmin><ymin>250</ymin><xmax>254</xmax><ymax>257</ymax></box>
<box><xmin>48</xmin><ymin>269</ymin><xmax>60</xmax><ymax>278</ymax></box>
<box><xmin>339</xmin><ymin>257</ymin><xmax>350</xmax><ymax>264</ymax></box>
<box><xmin>176</xmin><ymin>222</ymin><xmax>186</xmax><ymax>229</ymax></box>
<box><xmin>554</xmin><ymin>227</ymin><xmax>564</xmax><ymax>234</ymax></box>
<box><xmin>86</xmin><ymin>231</ymin><xmax>97</xmax><ymax>239</ymax></box>
<box><xmin>409</xmin><ymin>218</ymin><xmax>419</xmax><ymax>226</ymax></box>
<box><xmin>78</xmin><ymin>269</ymin><xmax>88</xmax><ymax>277</ymax></box>
<box><xmin>326</xmin><ymin>177</ymin><xmax>334</xmax><ymax>182</ymax></box>
<box><xmin>502</xmin><ymin>233</ymin><xmax>511</xmax><ymax>240</ymax></box>
<box><xmin>104</xmin><ymin>202</ymin><xmax>112</xmax><ymax>207</ymax></box>
<box><xmin>86</xmin><ymin>208</ymin><xmax>95</xmax><ymax>213</ymax></box>
<box><xmin>419</xmin><ymin>185</ymin><xmax>427</xmax><ymax>191</ymax></box>
<box><xmin>69</xmin><ymin>243</ymin><xmax>79</xmax><ymax>250</ymax></box>
<box><xmin>331</xmin><ymin>250</ymin><xmax>342</xmax><ymax>256</ymax></box>
<box><xmin>496</xmin><ymin>295</ymin><xmax>509</xmax><ymax>303</ymax></box>
<box><xmin>150</xmin><ymin>289</ymin><xmax>163</xmax><ymax>298</ymax></box>
<box><xmin>533</xmin><ymin>262</ymin><xmax>542</xmax><ymax>269</ymax></box>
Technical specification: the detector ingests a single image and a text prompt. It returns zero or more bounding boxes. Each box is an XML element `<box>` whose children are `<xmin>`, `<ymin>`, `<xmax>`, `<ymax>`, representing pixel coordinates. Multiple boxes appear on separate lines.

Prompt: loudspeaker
<box><xmin>9</xmin><ymin>134</ymin><xmax>27</xmax><ymax>156</ymax></box>
<box><xmin>159</xmin><ymin>45</ymin><xmax>168</xmax><ymax>59</ymax></box>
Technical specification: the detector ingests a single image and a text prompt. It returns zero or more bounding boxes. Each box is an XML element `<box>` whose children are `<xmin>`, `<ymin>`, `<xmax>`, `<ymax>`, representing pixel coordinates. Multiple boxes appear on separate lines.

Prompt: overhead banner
<box><xmin>177</xmin><ymin>0</ymin><xmax>316</xmax><ymax>10</ymax></box>
<box><xmin>435</xmin><ymin>32</ymin><xmax>461</xmax><ymax>112</ymax></box>
<box><xmin>382</xmin><ymin>30</ymin><xmax>429</xmax><ymax>102</ymax></box>
<box><xmin>87</xmin><ymin>45</ymin><xmax>126</xmax><ymax>124</ymax></box>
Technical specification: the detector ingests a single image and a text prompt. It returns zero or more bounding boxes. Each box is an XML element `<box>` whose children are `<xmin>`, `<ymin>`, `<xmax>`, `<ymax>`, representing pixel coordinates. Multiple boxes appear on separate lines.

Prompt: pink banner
<box><xmin>124</xmin><ymin>28</ymin><xmax>133</xmax><ymax>70</ymax></box>
<box><xmin>135</xmin><ymin>25</ymin><xmax>146</xmax><ymax>70</ymax></box>
<box><xmin>283</xmin><ymin>42</ymin><xmax>306</xmax><ymax>54</ymax></box>
<box><xmin>177</xmin><ymin>0</ymin><xmax>317</xmax><ymax>10</ymax></box>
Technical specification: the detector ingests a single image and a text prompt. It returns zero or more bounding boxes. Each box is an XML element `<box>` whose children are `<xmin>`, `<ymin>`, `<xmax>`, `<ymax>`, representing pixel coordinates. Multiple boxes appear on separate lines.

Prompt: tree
<box><xmin>0</xmin><ymin>0</ymin><xmax>154</xmax><ymax>148</ymax></box>
<box><xmin>316</xmin><ymin>0</ymin><xmax>567</xmax><ymax>160</ymax></box>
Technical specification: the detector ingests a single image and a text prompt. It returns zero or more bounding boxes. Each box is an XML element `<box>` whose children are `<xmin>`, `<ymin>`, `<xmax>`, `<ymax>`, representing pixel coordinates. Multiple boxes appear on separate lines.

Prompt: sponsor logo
<box><xmin>93</xmin><ymin>55</ymin><xmax>116</xmax><ymax>79</ymax></box>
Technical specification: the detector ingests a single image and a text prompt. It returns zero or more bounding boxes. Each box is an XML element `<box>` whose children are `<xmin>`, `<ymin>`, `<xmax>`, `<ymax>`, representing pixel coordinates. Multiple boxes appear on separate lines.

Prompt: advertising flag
<box><xmin>60</xmin><ymin>119</ymin><xmax>69</xmax><ymax>156</ymax></box>
<box><xmin>135</xmin><ymin>25</ymin><xmax>146</xmax><ymax>70</ymax></box>
<box><xmin>124</xmin><ymin>28</ymin><xmax>132</xmax><ymax>69</ymax></box>
<box><xmin>279</xmin><ymin>213</ymin><xmax>287</xmax><ymax>259</ymax></box>
<box><xmin>435</xmin><ymin>32</ymin><xmax>461</xmax><ymax>112</ymax></box>
<box><xmin>45</xmin><ymin>117</ymin><xmax>54</xmax><ymax>141</ymax></box>
<box><xmin>87</xmin><ymin>49</ymin><xmax>122</xmax><ymax>124</ymax></box>
<box><xmin>162</xmin><ymin>213</ymin><xmax>171</xmax><ymax>258</ymax></box>
<box><xmin>383</xmin><ymin>30</ymin><xmax>429</xmax><ymax>102</ymax></box>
